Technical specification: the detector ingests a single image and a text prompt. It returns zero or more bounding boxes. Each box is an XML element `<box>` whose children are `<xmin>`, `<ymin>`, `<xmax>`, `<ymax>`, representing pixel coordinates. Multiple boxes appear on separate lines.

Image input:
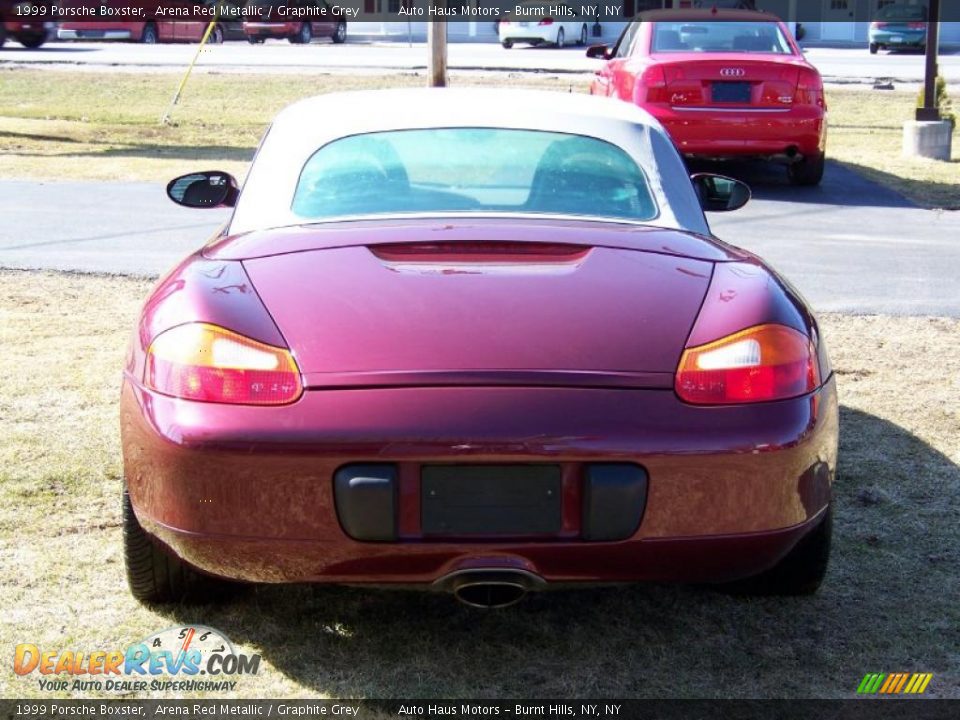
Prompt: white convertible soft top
<box><xmin>228</xmin><ymin>88</ymin><xmax>709</xmax><ymax>236</ymax></box>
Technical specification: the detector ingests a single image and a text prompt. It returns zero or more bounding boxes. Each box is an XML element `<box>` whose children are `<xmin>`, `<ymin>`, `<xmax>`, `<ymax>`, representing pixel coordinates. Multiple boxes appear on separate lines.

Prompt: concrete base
<box><xmin>902</xmin><ymin>120</ymin><xmax>954</xmax><ymax>161</ymax></box>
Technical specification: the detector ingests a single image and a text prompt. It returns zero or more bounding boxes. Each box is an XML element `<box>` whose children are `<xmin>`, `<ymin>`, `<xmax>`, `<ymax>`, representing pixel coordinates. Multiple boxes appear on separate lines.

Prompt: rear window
<box><xmin>291</xmin><ymin>129</ymin><xmax>658</xmax><ymax>222</ymax></box>
<box><xmin>876</xmin><ymin>4</ymin><xmax>927</xmax><ymax>21</ymax></box>
<box><xmin>652</xmin><ymin>21</ymin><xmax>793</xmax><ymax>54</ymax></box>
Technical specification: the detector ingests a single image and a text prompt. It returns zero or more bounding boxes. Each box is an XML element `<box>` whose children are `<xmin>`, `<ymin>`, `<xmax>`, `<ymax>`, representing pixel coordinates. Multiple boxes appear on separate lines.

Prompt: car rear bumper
<box><xmin>5</xmin><ymin>21</ymin><xmax>52</xmax><ymax>33</ymax></box>
<box><xmin>870</xmin><ymin>30</ymin><xmax>926</xmax><ymax>46</ymax></box>
<box><xmin>121</xmin><ymin>377</ymin><xmax>838</xmax><ymax>585</ymax></box>
<box><xmin>499</xmin><ymin>26</ymin><xmax>555</xmax><ymax>44</ymax></box>
<box><xmin>58</xmin><ymin>28</ymin><xmax>133</xmax><ymax>40</ymax></box>
<box><xmin>648</xmin><ymin>104</ymin><xmax>827</xmax><ymax>159</ymax></box>
<box><xmin>243</xmin><ymin>22</ymin><xmax>297</xmax><ymax>38</ymax></box>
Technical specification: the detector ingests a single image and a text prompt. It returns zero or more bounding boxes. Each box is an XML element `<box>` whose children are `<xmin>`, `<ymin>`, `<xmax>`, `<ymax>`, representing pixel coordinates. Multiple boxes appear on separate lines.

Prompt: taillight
<box><xmin>795</xmin><ymin>67</ymin><xmax>825</xmax><ymax>108</ymax></box>
<box><xmin>873</xmin><ymin>21</ymin><xmax>888</xmax><ymax>29</ymax></box>
<box><xmin>145</xmin><ymin>323</ymin><xmax>302</xmax><ymax>405</ymax></box>
<box><xmin>675</xmin><ymin>324</ymin><xmax>819</xmax><ymax>405</ymax></box>
<box><xmin>907</xmin><ymin>22</ymin><xmax>926</xmax><ymax>29</ymax></box>
<box><xmin>538</xmin><ymin>17</ymin><xmax>553</xmax><ymax>25</ymax></box>
<box><xmin>636</xmin><ymin>65</ymin><xmax>668</xmax><ymax>104</ymax></box>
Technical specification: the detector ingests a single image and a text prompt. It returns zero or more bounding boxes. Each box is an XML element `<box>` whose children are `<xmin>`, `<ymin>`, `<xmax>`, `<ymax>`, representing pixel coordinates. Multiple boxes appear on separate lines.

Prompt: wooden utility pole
<box><xmin>428</xmin><ymin>12</ymin><xmax>447</xmax><ymax>87</ymax></box>
<box><xmin>917</xmin><ymin>0</ymin><xmax>941</xmax><ymax>121</ymax></box>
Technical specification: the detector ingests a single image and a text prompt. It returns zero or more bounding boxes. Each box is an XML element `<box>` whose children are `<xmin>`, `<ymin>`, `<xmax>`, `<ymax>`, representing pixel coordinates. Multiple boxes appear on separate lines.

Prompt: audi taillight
<box><xmin>795</xmin><ymin>67</ymin><xmax>825</xmax><ymax>108</ymax></box>
<box><xmin>675</xmin><ymin>324</ymin><xmax>820</xmax><ymax>405</ymax></box>
<box><xmin>145</xmin><ymin>323</ymin><xmax>302</xmax><ymax>405</ymax></box>
<box><xmin>636</xmin><ymin>65</ymin><xmax>668</xmax><ymax>104</ymax></box>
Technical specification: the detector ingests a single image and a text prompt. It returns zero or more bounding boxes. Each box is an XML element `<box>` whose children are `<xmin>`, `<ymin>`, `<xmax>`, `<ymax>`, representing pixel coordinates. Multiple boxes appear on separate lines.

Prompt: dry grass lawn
<box><xmin>0</xmin><ymin>270</ymin><xmax>957</xmax><ymax>700</ymax></box>
<box><xmin>827</xmin><ymin>89</ymin><xmax>960</xmax><ymax>210</ymax></box>
<box><xmin>0</xmin><ymin>69</ymin><xmax>584</xmax><ymax>183</ymax></box>
<box><xmin>0</xmin><ymin>69</ymin><xmax>957</xmax><ymax>207</ymax></box>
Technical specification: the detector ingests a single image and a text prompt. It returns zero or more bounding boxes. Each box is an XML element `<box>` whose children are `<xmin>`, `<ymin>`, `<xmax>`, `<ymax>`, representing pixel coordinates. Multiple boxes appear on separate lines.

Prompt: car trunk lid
<box><xmin>654</xmin><ymin>56</ymin><xmax>803</xmax><ymax>109</ymax></box>
<box><xmin>241</xmin><ymin>238</ymin><xmax>715</xmax><ymax>387</ymax></box>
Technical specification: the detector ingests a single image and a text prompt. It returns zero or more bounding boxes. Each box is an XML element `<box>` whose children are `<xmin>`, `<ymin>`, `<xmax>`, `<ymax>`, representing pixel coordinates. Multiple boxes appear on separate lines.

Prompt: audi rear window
<box><xmin>652</xmin><ymin>21</ymin><xmax>793</xmax><ymax>54</ymax></box>
<box><xmin>876</xmin><ymin>4</ymin><xmax>927</xmax><ymax>21</ymax></box>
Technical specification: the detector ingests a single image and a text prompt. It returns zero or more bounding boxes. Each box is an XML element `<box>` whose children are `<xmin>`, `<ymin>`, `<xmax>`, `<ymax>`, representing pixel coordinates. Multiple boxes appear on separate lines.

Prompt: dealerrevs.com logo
<box><xmin>14</xmin><ymin>625</ymin><xmax>260</xmax><ymax>693</ymax></box>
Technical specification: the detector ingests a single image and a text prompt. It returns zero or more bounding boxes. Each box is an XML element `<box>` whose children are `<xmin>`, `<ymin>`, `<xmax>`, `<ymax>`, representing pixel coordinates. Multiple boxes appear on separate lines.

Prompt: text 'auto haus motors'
<box><xmin>13</xmin><ymin>626</ymin><xmax>261</xmax><ymax>693</ymax></box>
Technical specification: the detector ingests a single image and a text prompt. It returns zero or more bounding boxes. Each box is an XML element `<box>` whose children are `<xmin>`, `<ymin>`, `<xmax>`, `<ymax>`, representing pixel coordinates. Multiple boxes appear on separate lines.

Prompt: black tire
<box><xmin>869</xmin><ymin>42</ymin><xmax>878</xmax><ymax>54</ymax></box>
<box><xmin>555</xmin><ymin>27</ymin><xmax>565</xmax><ymax>48</ymax></box>
<box><xmin>728</xmin><ymin>507</ymin><xmax>832</xmax><ymax>596</ymax></box>
<box><xmin>291</xmin><ymin>22</ymin><xmax>312</xmax><ymax>44</ymax></box>
<box><xmin>579</xmin><ymin>24</ymin><xmax>588</xmax><ymax>46</ymax></box>
<box><xmin>17</xmin><ymin>32</ymin><xmax>48</xmax><ymax>49</ymax></box>
<box><xmin>141</xmin><ymin>23</ymin><xmax>158</xmax><ymax>44</ymax></box>
<box><xmin>123</xmin><ymin>488</ymin><xmax>235</xmax><ymax>603</ymax></box>
<box><xmin>501</xmin><ymin>39</ymin><xmax>513</xmax><ymax>49</ymax></box>
<box><xmin>788</xmin><ymin>151</ymin><xmax>825</xmax><ymax>187</ymax></box>
<box><xmin>332</xmin><ymin>21</ymin><xmax>346</xmax><ymax>44</ymax></box>
<box><xmin>0</xmin><ymin>24</ymin><xmax>7</xmax><ymax>49</ymax></box>
<box><xmin>208</xmin><ymin>24</ymin><xmax>224</xmax><ymax>44</ymax></box>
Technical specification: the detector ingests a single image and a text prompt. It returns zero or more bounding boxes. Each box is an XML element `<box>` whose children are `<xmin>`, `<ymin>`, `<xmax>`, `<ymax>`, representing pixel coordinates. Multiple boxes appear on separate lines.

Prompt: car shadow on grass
<box><xmin>157</xmin><ymin>406</ymin><xmax>959</xmax><ymax>699</ymax></box>
<box><xmin>5</xmin><ymin>143</ymin><xmax>255</xmax><ymax>163</ymax></box>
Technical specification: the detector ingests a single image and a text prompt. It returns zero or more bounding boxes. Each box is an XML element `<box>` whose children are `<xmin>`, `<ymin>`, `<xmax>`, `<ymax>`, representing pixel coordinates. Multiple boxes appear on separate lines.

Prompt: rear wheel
<box><xmin>291</xmin><ymin>22</ymin><xmax>312</xmax><ymax>44</ymax></box>
<box><xmin>579</xmin><ymin>24</ymin><xmax>588</xmax><ymax>46</ymax></box>
<box><xmin>123</xmin><ymin>487</ymin><xmax>235</xmax><ymax>603</ymax></box>
<box><xmin>869</xmin><ymin>42</ymin><xmax>878</xmax><ymax>54</ymax></box>
<box><xmin>728</xmin><ymin>507</ymin><xmax>832</xmax><ymax>596</ymax></box>
<box><xmin>555</xmin><ymin>27</ymin><xmax>565</xmax><ymax>48</ymax></box>
<box><xmin>17</xmin><ymin>32</ymin><xmax>47</xmax><ymax>49</ymax></box>
<box><xmin>141</xmin><ymin>23</ymin><xmax>158</xmax><ymax>44</ymax></box>
<box><xmin>332</xmin><ymin>21</ymin><xmax>346</xmax><ymax>44</ymax></box>
<box><xmin>208</xmin><ymin>24</ymin><xmax>224</xmax><ymax>44</ymax></box>
<box><xmin>788</xmin><ymin>151</ymin><xmax>825</xmax><ymax>187</ymax></box>
<box><xmin>501</xmin><ymin>39</ymin><xmax>513</xmax><ymax>49</ymax></box>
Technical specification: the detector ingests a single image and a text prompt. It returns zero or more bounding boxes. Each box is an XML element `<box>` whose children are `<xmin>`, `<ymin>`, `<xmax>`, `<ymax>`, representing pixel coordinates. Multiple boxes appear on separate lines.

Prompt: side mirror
<box><xmin>586</xmin><ymin>44</ymin><xmax>612</xmax><ymax>59</ymax></box>
<box><xmin>691</xmin><ymin>173</ymin><xmax>751</xmax><ymax>212</ymax></box>
<box><xmin>166</xmin><ymin>171</ymin><xmax>239</xmax><ymax>208</ymax></box>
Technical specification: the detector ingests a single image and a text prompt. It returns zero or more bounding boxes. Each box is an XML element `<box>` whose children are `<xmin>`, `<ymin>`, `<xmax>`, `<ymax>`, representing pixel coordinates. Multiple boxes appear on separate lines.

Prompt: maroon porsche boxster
<box><xmin>121</xmin><ymin>89</ymin><xmax>837</xmax><ymax>608</ymax></box>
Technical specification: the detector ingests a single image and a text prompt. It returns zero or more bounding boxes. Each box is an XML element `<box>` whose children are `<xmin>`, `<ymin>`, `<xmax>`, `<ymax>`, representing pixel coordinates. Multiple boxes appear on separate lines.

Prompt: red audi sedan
<box><xmin>589</xmin><ymin>9</ymin><xmax>827</xmax><ymax>186</ymax></box>
<box><xmin>122</xmin><ymin>89</ymin><xmax>837</xmax><ymax>608</ymax></box>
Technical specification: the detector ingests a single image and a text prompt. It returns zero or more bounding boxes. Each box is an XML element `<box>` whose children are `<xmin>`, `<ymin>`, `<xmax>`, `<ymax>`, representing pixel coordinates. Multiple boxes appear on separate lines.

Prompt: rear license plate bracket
<box><xmin>421</xmin><ymin>464</ymin><xmax>562</xmax><ymax>536</ymax></box>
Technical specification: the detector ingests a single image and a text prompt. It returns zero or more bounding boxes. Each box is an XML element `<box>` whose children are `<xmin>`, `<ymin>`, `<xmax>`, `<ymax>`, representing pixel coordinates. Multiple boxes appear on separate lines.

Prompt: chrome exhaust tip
<box><xmin>436</xmin><ymin>568</ymin><xmax>545</xmax><ymax>609</ymax></box>
<box><xmin>453</xmin><ymin>580</ymin><xmax>528</xmax><ymax>609</ymax></box>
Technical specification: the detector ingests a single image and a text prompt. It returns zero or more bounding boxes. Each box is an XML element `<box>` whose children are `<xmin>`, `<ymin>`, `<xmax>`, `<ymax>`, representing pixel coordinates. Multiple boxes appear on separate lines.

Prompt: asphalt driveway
<box><xmin>1</xmin><ymin>162</ymin><xmax>958</xmax><ymax>316</ymax></box>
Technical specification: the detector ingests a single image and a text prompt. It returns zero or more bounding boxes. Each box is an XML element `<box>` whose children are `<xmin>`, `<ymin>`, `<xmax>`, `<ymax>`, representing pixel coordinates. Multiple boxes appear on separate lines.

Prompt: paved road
<box><xmin>2</xmin><ymin>165</ymin><xmax>958</xmax><ymax>316</ymax></box>
<box><xmin>1</xmin><ymin>41</ymin><xmax>958</xmax><ymax>85</ymax></box>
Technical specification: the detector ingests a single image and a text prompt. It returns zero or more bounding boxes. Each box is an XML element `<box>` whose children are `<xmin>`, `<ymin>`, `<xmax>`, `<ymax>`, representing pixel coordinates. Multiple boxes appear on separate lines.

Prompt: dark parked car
<box><xmin>869</xmin><ymin>3</ymin><xmax>928</xmax><ymax>54</ymax></box>
<box><xmin>242</xmin><ymin>0</ymin><xmax>346</xmax><ymax>43</ymax></box>
<box><xmin>0</xmin><ymin>0</ymin><xmax>55</xmax><ymax>48</ymax></box>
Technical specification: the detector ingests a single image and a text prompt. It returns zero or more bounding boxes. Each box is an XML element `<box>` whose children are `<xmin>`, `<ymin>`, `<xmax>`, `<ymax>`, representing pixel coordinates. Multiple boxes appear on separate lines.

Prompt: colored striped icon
<box><xmin>857</xmin><ymin>673</ymin><xmax>933</xmax><ymax>694</ymax></box>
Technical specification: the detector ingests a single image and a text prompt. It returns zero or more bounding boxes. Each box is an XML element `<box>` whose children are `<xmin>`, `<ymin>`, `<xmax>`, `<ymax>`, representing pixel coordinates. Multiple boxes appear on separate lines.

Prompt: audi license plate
<box><xmin>712</xmin><ymin>81</ymin><xmax>752</xmax><ymax>103</ymax></box>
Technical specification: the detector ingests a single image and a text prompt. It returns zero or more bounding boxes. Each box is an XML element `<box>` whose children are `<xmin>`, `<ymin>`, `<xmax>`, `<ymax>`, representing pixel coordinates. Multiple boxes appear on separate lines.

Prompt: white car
<box><xmin>498</xmin><ymin>3</ymin><xmax>589</xmax><ymax>49</ymax></box>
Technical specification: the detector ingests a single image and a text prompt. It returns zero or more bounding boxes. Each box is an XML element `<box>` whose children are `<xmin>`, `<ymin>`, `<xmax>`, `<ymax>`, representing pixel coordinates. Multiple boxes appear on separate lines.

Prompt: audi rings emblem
<box><xmin>720</xmin><ymin>68</ymin><xmax>746</xmax><ymax>77</ymax></box>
